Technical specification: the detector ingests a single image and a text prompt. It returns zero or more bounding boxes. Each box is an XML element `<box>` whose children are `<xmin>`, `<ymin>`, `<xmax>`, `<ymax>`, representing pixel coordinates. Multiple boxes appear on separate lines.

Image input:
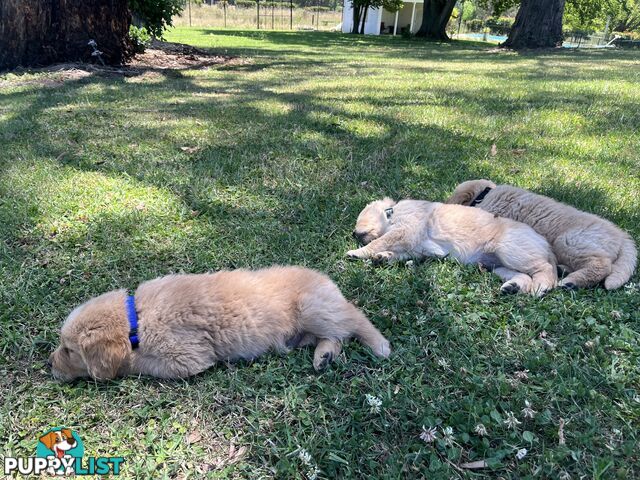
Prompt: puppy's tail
<box><xmin>348</xmin><ymin>304</ymin><xmax>391</xmax><ymax>358</ymax></box>
<box><xmin>605</xmin><ymin>235</ymin><xmax>637</xmax><ymax>290</ymax></box>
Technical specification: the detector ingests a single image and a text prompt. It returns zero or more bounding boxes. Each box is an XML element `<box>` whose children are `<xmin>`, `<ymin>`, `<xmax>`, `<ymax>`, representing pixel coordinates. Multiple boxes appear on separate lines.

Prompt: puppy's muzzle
<box><xmin>353</xmin><ymin>231</ymin><xmax>369</xmax><ymax>245</ymax></box>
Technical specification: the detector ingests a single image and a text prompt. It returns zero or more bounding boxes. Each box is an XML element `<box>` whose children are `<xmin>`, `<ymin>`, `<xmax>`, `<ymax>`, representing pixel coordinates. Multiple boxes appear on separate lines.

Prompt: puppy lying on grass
<box><xmin>447</xmin><ymin>179</ymin><xmax>637</xmax><ymax>290</ymax></box>
<box><xmin>49</xmin><ymin>266</ymin><xmax>391</xmax><ymax>381</ymax></box>
<box><xmin>348</xmin><ymin>198</ymin><xmax>557</xmax><ymax>296</ymax></box>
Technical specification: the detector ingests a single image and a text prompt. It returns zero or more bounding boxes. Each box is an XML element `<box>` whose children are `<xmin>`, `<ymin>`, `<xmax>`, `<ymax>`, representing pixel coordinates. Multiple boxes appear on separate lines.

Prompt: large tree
<box><xmin>502</xmin><ymin>0</ymin><xmax>566</xmax><ymax>48</ymax></box>
<box><xmin>415</xmin><ymin>0</ymin><xmax>457</xmax><ymax>40</ymax></box>
<box><xmin>0</xmin><ymin>0</ymin><xmax>185</xmax><ymax>70</ymax></box>
<box><xmin>0</xmin><ymin>0</ymin><xmax>132</xmax><ymax>70</ymax></box>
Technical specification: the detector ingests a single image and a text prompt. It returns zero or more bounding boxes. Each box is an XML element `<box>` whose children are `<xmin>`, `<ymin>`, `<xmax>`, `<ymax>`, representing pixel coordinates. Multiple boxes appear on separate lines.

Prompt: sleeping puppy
<box><xmin>49</xmin><ymin>266</ymin><xmax>391</xmax><ymax>381</ymax></box>
<box><xmin>347</xmin><ymin>198</ymin><xmax>557</xmax><ymax>296</ymax></box>
<box><xmin>447</xmin><ymin>180</ymin><xmax>637</xmax><ymax>290</ymax></box>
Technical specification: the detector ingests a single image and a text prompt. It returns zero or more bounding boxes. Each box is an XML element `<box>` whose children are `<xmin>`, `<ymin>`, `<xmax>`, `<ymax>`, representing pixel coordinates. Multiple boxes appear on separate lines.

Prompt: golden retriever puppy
<box><xmin>348</xmin><ymin>198</ymin><xmax>557</xmax><ymax>296</ymax></box>
<box><xmin>447</xmin><ymin>180</ymin><xmax>637</xmax><ymax>290</ymax></box>
<box><xmin>49</xmin><ymin>266</ymin><xmax>391</xmax><ymax>381</ymax></box>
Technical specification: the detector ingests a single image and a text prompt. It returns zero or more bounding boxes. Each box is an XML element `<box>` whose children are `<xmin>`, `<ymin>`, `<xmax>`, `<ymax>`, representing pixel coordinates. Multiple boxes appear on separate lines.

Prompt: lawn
<box><xmin>1</xmin><ymin>29</ymin><xmax>639</xmax><ymax>479</ymax></box>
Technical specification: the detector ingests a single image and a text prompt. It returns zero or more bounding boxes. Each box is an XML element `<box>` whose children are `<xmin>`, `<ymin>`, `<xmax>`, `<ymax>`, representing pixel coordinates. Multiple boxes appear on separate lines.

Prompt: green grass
<box><xmin>1</xmin><ymin>29</ymin><xmax>639</xmax><ymax>479</ymax></box>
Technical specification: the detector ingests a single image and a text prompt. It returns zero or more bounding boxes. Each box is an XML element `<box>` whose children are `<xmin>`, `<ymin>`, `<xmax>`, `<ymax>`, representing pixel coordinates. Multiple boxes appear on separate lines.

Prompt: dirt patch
<box><xmin>0</xmin><ymin>41</ymin><xmax>239</xmax><ymax>88</ymax></box>
<box><xmin>127</xmin><ymin>39</ymin><xmax>232</xmax><ymax>70</ymax></box>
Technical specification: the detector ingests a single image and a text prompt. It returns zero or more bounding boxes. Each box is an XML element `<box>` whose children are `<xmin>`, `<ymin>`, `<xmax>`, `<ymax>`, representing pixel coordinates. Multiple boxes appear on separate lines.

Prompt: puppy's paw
<box><xmin>500</xmin><ymin>281</ymin><xmax>520</xmax><ymax>295</ymax></box>
<box><xmin>346</xmin><ymin>249</ymin><xmax>365</xmax><ymax>259</ymax></box>
<box><xmin>313</xmin><ymin>351</ymin><xmax>333</xmax><ymax>371</ymax></box>
<box><xmin>559</xmin><ymin>280</ymin><xmax>577</xmax><ymax>290</ymax></box>
<box><xmin>532</xmin><ymin>284</ymin><xmax>554</xmax><ymax>297</ymax></box>
<box><xmin>374</xmin><ymin>340</ymin><xmax>391</xmax><ymax>358</ymax></box>
<box><xmin>372</xmin><ymin>251</ymin><xmax>394</xmax><ymax>263</ymax></box>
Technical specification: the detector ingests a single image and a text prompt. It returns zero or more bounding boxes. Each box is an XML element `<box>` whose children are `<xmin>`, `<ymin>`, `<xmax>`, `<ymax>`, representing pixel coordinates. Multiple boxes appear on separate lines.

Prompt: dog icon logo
<box><xmin>3</xmin><ymin>427</ymin><xmax>124</xmax><ymax>476</ymax></box>
<box><xmin>36</xmin><ymin>427</ymin><xmax>84</xmax><ymax>476</ymax></box>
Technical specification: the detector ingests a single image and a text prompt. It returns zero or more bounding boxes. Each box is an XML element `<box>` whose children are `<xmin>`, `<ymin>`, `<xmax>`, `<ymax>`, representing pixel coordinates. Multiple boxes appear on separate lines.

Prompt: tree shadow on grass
<box><xmin>1</xmin><ymin>31</ymin><xmax>638</xmax><ymax>365</ymax></box>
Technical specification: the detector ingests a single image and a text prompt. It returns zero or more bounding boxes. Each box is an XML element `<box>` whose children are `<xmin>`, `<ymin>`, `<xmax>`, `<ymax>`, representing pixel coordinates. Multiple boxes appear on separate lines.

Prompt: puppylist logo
<box><xmin>4</xmin><ymin>427</ymin><xmax>124</xmax><ymax>476</ymax></box>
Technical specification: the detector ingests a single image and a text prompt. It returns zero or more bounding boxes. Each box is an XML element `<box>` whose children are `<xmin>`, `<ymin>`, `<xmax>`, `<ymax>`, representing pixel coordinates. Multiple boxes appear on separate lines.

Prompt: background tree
<box><xmin>415</xmin><ymin>0</ymin><xmax>457</xmax><ymax>39</ymax></box>
<box><xmin>609</xmin><ymin>0</ymin><xmax>640</xmax><ymax>32</ymax></box>
<box><xmin>502</xmin><ymin>0</ymin><xmax>565</xmax><ymax>48</ymax></box>
<box><xmin>461</xmin><ymin>0</ymin><xmax>477</xmax><ymax>21</ymax></box>
<box><xmin>129</xmin><ymin>0</ymin><xmax>186</xmax><ymax>38</ymax></box>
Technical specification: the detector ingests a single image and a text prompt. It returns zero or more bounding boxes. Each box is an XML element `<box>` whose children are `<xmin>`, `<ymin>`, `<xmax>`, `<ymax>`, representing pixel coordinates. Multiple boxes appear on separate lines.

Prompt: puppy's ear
<box><xmin>61</xmin><ymin>429</ymin><xmax>75</xmax><ymax>444</ymax></box>
<box><xmin>445</xmin><ymin>188</ymin><xmax>474</xmax><ymax>205</ymax></box>
<box><xmin>39</xmin><ymin>432</ymin><xmax>57</xmax><ymax>450</ymax></box>
<box><xmin>79</xmin><ymin>333</ymin><xmax>129</xmax><ymax>380</ymax></box>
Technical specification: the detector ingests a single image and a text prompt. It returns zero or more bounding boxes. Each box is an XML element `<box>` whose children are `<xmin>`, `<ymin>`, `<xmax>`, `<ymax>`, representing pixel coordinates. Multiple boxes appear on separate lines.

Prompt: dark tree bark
<box><xmin>352</xmin><ymin>5</ymin><xmax>362</xmax><ymax>33</ymax></box>
<box><xmin>415</xmin><ymin>0</ymin><xmax>456</xmax><ymax>40</ymax></box>
<box><xmin>502</xmin><ymin>0</ymin><xmax>565</xmax><ymax>49</ymax></box>
<box><xmin>359</xmin><ymin>5</ymin><xmax>368</xmax><ymax>34</ymax></box>
<box><xmin>0</xmin><ymin>0</ymin><xmax>131</xmax><ymax>70</ymax></box>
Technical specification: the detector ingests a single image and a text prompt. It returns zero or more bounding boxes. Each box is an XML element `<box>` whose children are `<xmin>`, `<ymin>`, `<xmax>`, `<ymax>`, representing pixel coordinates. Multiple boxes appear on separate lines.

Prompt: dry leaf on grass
<box><xmin>185</xmin><ymin>430</ymin><xmax>202</xmax><ymax>445</ymax></box>
<box><xmin>202</xmin><ymin>444</ymin><xmax>248</xmax><ymax>471</ymax></box>
<box><xmin>180</xmin><ymin>146</ymin><xmax>200</xmax><ymax>154</ymax></box>
<box><xmin>227</xmin><ymin>444</ymin><xmax>248</xmax><ymax>464</ymax></box>
<box><xmin>490</xmin><ymin>144</ymin><xmax>498</xmax><ymax>156</ymax></box>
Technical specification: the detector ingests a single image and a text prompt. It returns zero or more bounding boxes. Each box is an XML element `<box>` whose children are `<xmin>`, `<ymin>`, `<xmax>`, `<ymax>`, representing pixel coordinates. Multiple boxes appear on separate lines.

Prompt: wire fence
<box><xmin>173</xmin><ymin>3</ymin><xmax>342</xmax><ymax>31</ymax></box>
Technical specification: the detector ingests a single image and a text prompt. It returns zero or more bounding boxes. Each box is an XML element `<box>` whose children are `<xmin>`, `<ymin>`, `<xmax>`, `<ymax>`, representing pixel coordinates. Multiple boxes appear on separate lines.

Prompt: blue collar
<box><xmin>126</xmin><ymin>295</ymin><xmax>139</xmax><ymax>349</ymax></box>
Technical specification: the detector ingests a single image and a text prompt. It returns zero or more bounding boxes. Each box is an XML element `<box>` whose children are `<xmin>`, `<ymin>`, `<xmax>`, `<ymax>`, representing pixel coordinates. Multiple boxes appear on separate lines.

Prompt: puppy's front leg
<box><xmin>346</xmin><ymin>233</ymin><xmax>407</xmax><ymax>262</ymax></box>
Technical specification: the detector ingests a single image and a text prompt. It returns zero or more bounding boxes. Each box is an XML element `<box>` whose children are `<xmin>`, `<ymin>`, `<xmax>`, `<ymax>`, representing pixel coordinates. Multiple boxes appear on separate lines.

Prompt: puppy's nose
<box><xmin>352</xmin><ymin>231</ymin><xmax>359</xmax><ymax>239</ymax></box>
<box><xmin>46</xmin><ymin>359</ymin><xmax>52</xmax><ymax>369</ymax></box>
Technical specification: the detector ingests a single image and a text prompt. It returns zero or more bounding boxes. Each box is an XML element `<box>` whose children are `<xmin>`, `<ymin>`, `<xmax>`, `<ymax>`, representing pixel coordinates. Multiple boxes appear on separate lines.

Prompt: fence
<box><xmin>173</xmin><ymin>3</ymin><xmax>342</xmax><ymax>31</ymax></box>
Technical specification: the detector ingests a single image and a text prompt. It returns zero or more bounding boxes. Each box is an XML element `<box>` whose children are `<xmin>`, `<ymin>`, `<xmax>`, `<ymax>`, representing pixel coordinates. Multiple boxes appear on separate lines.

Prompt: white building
<box><xmin>341</xmin><ymin>0</ymin><xmax>424</xmax><ymax>36</ymax></box>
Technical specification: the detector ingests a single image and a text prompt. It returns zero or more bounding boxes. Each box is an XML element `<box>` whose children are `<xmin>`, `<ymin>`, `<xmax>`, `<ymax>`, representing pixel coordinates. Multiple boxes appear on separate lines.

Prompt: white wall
<box><xmin>341</xmin><ymin>0</ymin><xmax>381</xmax><ymax>35</ymax></box>
<box><xmin>341</xmin><ymin>1</ymin><xmax>353</xmax><ymax>33</ymax></box>
<box><xmin>364</xmin><ymin>7</ymin><xmax>382</xmax><ymax>35</ymax></box>
<box><xmin>342</xmin><ymin>0</ymin><xmax>424</xmax><ymax>35</ymax></box>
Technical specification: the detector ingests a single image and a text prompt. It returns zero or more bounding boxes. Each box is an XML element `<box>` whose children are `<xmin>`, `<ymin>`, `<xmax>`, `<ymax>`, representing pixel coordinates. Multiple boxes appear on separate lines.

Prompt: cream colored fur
<box><xmin>49</xmin><ymin>266</ymin><xmax>391</xmax><ymax>381</ymax></box>
<box><xmin>447</xmin><ymin>180</ymin><xmax>637</xmax><ymax>290</ymax></box>
<box><xmin>348</xmin><ymin>198</ymin><xmax>557</xmax><ymax>296</ymax></box>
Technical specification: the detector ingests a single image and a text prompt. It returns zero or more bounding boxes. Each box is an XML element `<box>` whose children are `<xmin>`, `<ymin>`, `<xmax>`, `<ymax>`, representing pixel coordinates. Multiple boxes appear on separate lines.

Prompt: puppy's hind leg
<box><xmin>530</xmin><ymin>262</ymin><xmax>557</xmax><ymax>296</ymax></box>
<box><xmin>494</xmin><ymin>228</ymin><xmax>557</xmax><ymax>296</ymax></box>
<box><xmin>559</xmin><ymin>257</ymin><xmax>612</xmax><ymax>290</ymax></box>
<box><xmin>494</xmin><ymin>267</ymin><xmax>533</xmax><ymax>295</ymax></box>
<box><xmin>299</xmin><ymin>288</ymin><xmax>391</xmax><ymax>364</ymax></box>
<box><xmin>313</xmin><ymin>339</ymin><xmax>342</xmax><ymax>371</ymax></box>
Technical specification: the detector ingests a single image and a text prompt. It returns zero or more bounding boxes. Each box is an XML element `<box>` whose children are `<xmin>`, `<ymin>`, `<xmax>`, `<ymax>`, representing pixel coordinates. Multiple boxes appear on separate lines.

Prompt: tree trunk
<box><xmin>502</xmin><ymin>0</ymin><xmax>565</xmax><ymax>49</ymax></box>
<box><xmin>352</xmin><ymin>5</ymin><xmax>362</xmax><ymax>34</ymax></box>
<box><xmin>0</xmin><ymin>0</ymin><xmax>131</xmax><ymax>70</ymax></box>
<box><xmin>415</xmin><ymin>0</ymin><xmax>456</xmax><ymax>40</ymax></box>
<box><xmin>359</xmin><ymin>5</ymin><xmax>368</xmax><ymax>34</ymax></box>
